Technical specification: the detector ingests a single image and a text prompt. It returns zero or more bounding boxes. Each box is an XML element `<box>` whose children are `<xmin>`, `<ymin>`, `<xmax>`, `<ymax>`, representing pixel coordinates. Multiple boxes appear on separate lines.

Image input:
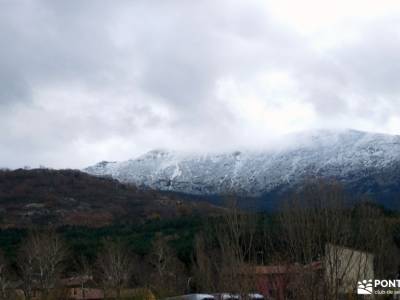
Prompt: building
<box><xmin>243</xmin><ymin>245</ymin><xmax>374</xmax><ymax>300</ymax></box>
<box><xmin>324</xmin><ymin>244</ymin><xmax>374</xmax><ymax>296</ymax></box>
<box><xmin>249</xmin><ymin>262</ymin><xmax>323</xmax><ymax>299</ymax></box>
<box><xmin>7</xmin><ymin>276</ymin><xmax>155</xmax><ymax>300</ymax></box>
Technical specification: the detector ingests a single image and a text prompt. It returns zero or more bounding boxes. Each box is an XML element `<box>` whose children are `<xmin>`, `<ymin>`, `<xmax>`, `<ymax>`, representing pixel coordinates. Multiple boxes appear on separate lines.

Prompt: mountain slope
<box><xmin>0</xmin><ymin>169</ymin><xmax>221</xmax><ymax>228</ymax></box>
<box><xmin>84</xmin><ymin>129</ymin><xmax>400</xmax><ymax>209</ymax></box>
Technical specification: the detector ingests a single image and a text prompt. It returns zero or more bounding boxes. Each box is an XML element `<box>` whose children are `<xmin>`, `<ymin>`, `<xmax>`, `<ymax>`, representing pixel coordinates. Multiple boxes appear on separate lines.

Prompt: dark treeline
<box><xmin>0</xmin><ymin>168</ymin><xmax>221</xmax><ymax>228</ymax></box>
<box><xmin>0</xmin><ymin>182</ymin><xmax>399</xmax><ymax>299</ymax></box>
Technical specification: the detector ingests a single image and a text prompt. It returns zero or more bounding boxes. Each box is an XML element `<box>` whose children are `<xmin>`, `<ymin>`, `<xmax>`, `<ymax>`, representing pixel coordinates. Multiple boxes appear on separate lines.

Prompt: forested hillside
<box><xmin>0</xmin><ymin>169</ymin><xmax>221</xmax><ymax>228</ymax></box>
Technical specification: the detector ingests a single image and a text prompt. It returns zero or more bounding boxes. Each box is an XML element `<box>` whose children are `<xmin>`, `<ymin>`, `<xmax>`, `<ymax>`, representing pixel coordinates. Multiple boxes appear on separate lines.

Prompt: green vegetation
<box><xmin>1</xmin><ymin>207</ymin><xmax>398</xmax><ymax>268</ymax></box>
<box><xmin>0</xmin><ymin>216</ymin><xmax>203</xmax><ymax>265</ymax></box>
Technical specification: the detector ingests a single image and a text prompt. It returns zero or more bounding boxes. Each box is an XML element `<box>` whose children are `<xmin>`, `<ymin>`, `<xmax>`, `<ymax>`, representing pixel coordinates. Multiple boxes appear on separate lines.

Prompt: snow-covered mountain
<box><xmin>84</xmin><ymin>129</ymin><xmax>400</xmax><ymax>209</ymax></box>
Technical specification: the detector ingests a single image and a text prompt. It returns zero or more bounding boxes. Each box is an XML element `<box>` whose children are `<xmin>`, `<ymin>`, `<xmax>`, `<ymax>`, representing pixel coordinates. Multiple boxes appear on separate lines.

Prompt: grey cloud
<box><xmin>336</xmin><ymin>19</ymin><xmax>400</xmax><ymax>97</ymax></box>
<box><xmin>1</xmin><ymin>0</ymin><xmax>400</xmax><ymax>168</ymax></box>
<box><xmin>0</xmin><ymin>68</ymin><xmax>31</xmax><ymax>106</ymax></box>
<box><xmin>0</xmin><ymin>0</ymin><xmax>118</xmax><ymax>103</ymax></box>
<box><xmin>280</xmin><ymin>17</ymin><xmax>400</xmax><ymax>121</ymax></box>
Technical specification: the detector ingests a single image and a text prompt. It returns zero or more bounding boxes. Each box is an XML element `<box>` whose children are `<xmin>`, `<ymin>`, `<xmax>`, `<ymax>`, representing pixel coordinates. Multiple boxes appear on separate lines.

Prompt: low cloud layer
<box><xmin>1</xmin><ymin>0</ymin><xmax>400</xmax><ymax>168</ymax></box>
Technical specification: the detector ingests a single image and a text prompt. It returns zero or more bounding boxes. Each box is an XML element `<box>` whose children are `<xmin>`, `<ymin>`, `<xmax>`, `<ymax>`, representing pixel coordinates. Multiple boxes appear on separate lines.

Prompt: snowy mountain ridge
<box><xmin>84</xmin><ymin>129</ymin><xmax>400</xmax><ymax>204</ymax></box>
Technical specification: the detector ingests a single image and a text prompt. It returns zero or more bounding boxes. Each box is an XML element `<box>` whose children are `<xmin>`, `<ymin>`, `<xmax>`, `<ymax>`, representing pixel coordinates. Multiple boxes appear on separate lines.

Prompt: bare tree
<box><xmin>273</xmin><ymin>182</ymin><xmax>396</xmax><ymax>300</ymax></box>
<box><xmin>351</xmin><ymin>201</ymin><xmax>400</xmax><ymax>278</ymax></box>
<box><xmin>277</xmin><ymin>182</ymin><xmax>350</xmax><ymax>299</ymax></box>
<box><xmin>18</xmin><ymin>230</ymin><xmax>67</xmax><ymax>300</ymax></box>
<box><xmin>148</xmin><ymin>233</ymin><xmax>186</xmax><ymax>297</ymax></box>
<box><xmin>150</xmin><ymin>235</ymin><xmax>171</xmax><ymax>283</ymax></box>
<box><xmin>18</xmin><ymin>243</ymin><xmax>35</xmax><ymax>300</ymax></box>
<box><xmin>97</xmin><ymin>239</ymin><xmax>132</xmax><ymax>300</ymax></box>
<box><xmin>193</xmin><ymin>232</ymin><xmax>216</xmax><ymax>292</ymax></box>
<box><xmin>193</xmin><ymin>197</ymin><xmax>259</xmax><ymax>295</ymax></box>
<box><xmin>73</xmin><ymin>255</ymin><xmax>94</xmax><ymax>300</ymax></box>
<box><xmin>217</xmin><ymin>205</ymin><xmax>258</xmax><ymax>293</ymax></box>
<box><xmin>0</xmin><ymin>251</ymin><xmax>11</xmax><ymax>300</ymax></box>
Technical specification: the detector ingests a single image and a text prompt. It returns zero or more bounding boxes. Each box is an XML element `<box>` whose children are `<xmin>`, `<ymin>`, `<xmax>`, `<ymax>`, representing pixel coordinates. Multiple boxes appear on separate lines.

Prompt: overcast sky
<box><xmin>1</xmin><ymin>0</ymin><xmax>400</xmax><ymax>168</ymax></box>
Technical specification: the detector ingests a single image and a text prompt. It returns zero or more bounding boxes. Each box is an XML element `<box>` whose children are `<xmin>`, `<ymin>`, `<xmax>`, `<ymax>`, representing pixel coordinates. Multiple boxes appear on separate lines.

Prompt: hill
<box><xmin>0</xmin><ymin>168</ymin><xmax>221</xmax><ymax>228</ymax></box>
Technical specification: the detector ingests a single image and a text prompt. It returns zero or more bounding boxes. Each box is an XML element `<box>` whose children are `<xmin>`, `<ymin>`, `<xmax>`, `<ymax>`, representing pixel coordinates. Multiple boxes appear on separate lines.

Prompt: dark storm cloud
<box><xmin>1</xmin><ymin>0</ymin><xmax>400</xmax><ymax>168</ymax></box>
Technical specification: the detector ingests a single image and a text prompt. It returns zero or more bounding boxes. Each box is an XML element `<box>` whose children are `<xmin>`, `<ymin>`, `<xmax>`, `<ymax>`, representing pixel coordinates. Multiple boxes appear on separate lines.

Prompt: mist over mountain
<box><xmin>85</xmin><ymin>129</ymin><xmax>400</xmax><ymax>210</ymax></box>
